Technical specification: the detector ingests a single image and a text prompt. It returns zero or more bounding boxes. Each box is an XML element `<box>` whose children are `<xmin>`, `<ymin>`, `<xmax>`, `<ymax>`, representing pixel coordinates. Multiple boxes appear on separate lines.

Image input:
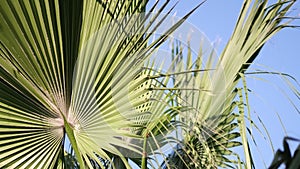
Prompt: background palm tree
<box><xmin>0</xmin><ymin>0</ymin><xmax>299</xmax><ymax>168</ymax></box>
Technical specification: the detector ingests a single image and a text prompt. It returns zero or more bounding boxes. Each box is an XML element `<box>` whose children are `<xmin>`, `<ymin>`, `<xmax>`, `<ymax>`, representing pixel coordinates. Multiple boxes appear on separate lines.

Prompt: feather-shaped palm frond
<box><xmin>160</xmin><ymin>0</ymin><xmax>298</xmax><ymax>168</ymax></box>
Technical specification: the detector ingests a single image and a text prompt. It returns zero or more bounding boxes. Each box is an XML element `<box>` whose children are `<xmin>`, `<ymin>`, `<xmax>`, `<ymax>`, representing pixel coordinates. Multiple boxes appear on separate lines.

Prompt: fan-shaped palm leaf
<box><xmin>0</xmin><ymin>0</ymin><xmax>298</xmax><ymax>168</ymax></box>
<box><xmin>0</xmin><ymin>0</ymin><xmax>202</xmax><ymax>168</ymax></box>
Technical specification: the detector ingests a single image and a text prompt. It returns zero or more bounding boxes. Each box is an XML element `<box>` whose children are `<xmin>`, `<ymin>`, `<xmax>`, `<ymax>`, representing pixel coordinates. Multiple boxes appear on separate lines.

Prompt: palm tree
<box><xmin>0</xmin><ymin>0</ymin><xmax>298</xmax><ymax>168</ymax></box>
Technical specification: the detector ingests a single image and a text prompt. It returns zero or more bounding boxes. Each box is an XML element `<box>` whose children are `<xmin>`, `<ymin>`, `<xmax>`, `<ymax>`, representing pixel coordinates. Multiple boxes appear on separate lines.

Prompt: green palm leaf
<box><xmin>160</xmin><ymin>0</ymin><xmax>298</xmax><ymax>168</ymax></box>
<box><xmin>0</xmin><ymin>0</ymin><xmax>298</xmax><ymax>168</ymax></box>
<box><xmin>0</xmin><ymin>0</ymin><xmax>202</xmax><ymax>168</ymax></box>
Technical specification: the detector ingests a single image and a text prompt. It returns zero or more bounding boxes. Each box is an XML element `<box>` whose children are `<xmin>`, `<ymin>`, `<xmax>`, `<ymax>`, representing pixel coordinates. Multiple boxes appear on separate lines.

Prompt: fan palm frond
<box><xmin>0</xmin><ymin>0</ymin><xmax>203</xmax><ymax>168</ymax></box>
<box><xmin>0</xmin><ymin>0</ymin><xmax>298</xmax><ymax>168</ymax></box>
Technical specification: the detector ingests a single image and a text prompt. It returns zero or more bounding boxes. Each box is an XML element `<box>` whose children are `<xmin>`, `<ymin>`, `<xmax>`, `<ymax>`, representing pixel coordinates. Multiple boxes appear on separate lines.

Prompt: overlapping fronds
<box><xmin>0</xmin><ymin>0</ymin><xmax>298</xmax><ymax>168</ymax></box>
<box><xmin>159</xmin><ymin>0</ymin><xmax>298</xmax><ymax>168</ymax></box>
<box><xmin>0</xmin><ymin>0</ymin><xmax>203</xmax><ymax>168</ymax></box>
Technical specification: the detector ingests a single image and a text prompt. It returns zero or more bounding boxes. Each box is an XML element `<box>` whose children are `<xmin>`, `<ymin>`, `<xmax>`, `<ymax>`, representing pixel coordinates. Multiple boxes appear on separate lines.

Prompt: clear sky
<box><xmin>172</xmin><ymin>0</ymin><xmax>300</xmax><ymax>168</ymax></box>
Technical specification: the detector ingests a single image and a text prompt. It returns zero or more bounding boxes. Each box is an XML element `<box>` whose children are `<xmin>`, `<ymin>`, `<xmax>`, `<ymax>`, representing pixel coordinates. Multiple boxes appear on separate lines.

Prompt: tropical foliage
<box><xmin>0</xmin><ymin>0</ymin><xmax>299</xmax><ymax>168</ymax></box>
<box><xmin>269</xmin><ymin>137</ymin><xmax>300</xmax><ymax>169</ymax></box>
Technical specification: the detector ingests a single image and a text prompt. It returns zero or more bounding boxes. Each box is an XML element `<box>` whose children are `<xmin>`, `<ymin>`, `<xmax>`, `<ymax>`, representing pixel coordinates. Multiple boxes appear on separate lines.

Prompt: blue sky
<box><xmin>172</xmin><ymin>0</ymin><xmax>300</xmax><ymax>168</ymax></box>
